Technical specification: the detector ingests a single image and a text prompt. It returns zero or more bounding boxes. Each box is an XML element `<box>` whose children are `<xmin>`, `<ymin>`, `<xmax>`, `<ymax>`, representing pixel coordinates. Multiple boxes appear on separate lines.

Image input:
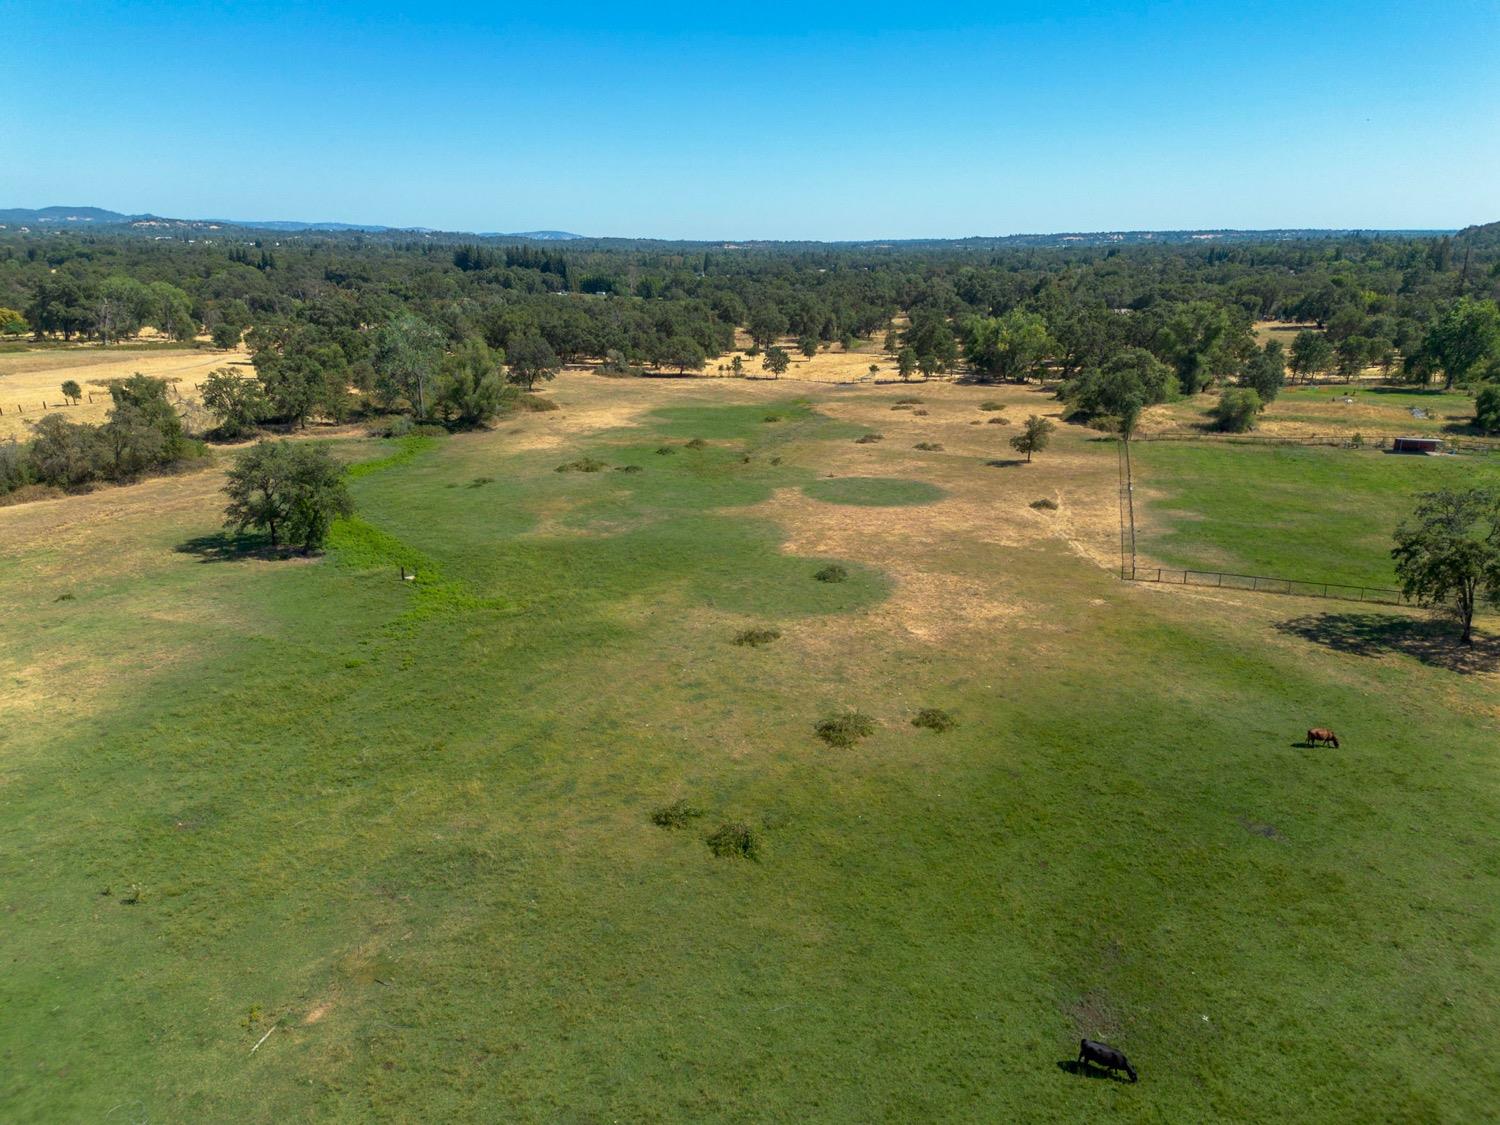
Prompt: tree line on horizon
<box><xmin>1</xmin><ymin>222</ymin><xmax>1499</xmax><ymax>446</ymax></box>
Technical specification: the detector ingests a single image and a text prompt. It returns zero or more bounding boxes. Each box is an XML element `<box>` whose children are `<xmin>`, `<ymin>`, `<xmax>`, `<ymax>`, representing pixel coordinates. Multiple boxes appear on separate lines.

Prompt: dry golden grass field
<box><xmin>0</xmin><ymin>343</ymin><xmax>250</xmax><ymax>440</ymax></box>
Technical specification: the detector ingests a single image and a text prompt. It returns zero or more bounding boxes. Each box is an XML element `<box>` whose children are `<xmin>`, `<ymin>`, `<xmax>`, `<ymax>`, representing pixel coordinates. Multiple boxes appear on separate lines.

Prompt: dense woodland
<box><xmin>2</xmin><ymin>222</ymin><xmax>1499</xmax><ymax>495</ymax></box>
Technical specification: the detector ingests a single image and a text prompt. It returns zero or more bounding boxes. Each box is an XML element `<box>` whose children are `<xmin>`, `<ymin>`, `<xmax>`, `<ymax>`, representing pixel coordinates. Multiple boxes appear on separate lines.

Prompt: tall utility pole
<box><xmin>1123</xmin><ymin>433</ymin><xmax>1137</xmax><ymax>579</ymax></box>
<box><xmin>1117</xmin><ymin>432</ymin><xmax>1138</xmax><ymax>580</ymax></box>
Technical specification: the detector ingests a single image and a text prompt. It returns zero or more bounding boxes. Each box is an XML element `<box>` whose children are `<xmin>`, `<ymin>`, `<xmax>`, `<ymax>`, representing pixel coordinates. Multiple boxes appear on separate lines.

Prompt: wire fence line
<box><xmin>1</xmin><ymin>380</ymin><xmax>209</xmax><ymax>417</ymax></box>
<box><xmin>1127</xmin><ymin>564</ymin><xmax>1412</xmax><ymax>605</ymax></box>
<box><xmin>1132</xmin><ymin>431</ymin><xmax>1500</xmax><ymax>454</ymax></box>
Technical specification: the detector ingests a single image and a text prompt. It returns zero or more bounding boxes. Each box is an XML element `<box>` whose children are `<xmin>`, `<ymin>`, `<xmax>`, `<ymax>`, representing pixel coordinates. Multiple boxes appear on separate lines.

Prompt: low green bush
<box><xmin>684</xmin><ymin>438</ymin><xmax>708</xmax><ymax>449</ymax></box>
<box><xmin>854</xmin><ymin>433</ymin><xmax>884</xmax><ymax>444</ymax></box>
<box><xmin>1029</xmin><ymin>498</ymin><xmax>1058</xmax><ymax>510</ymax></box>
<box><xmin>651</xmin><ymin>799</ymin><xmax>705</xmax><ymax>829</ymax></box>
<box><xmin>733</xmin><ymin>627</ymin><xmax>782</xmax><ymax>647</ymax></box>
<box><xmin>914</xmin><ymin>442</ymin><xmax>944</xmax><ymax>451</ymax></box>
<box><xmin>555</xmin><ymin>457</ymin><xmax>607</xmax><ymax>473</ymax></box>
<box><xmin>979</xmin><ymin>401</ymin><xmax>1005</xmax><ymax>411</ymax></box>
<box><xmin>813</xmin><ymin>564</ymin><xmax>848</xmax><ymax>583</ymax></box>
<box><xmin>815</xmin><ymin>710</ymin><xmax>876</xmax><ymax>748</ymax></box>
<box><xmin>706</xmin><ymin>821</ymin><xmax>762</xmax><ymax>860</ymax></box>
<box><xmin>911</xmin><ymin>708</ymin><xmax>956</xmax><ymax>733</ymax></box>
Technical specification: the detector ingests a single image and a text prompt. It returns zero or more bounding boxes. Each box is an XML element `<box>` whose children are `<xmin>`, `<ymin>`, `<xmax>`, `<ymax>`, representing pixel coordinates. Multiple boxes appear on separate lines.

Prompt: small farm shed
<box><xmin>1393</xmin><ymin>435</ymin><xmax>1443</xmax><ymax>454</ymax></box>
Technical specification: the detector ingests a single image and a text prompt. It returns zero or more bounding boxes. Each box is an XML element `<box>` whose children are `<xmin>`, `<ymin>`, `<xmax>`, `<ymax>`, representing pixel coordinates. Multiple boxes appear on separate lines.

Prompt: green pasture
<box><xmin>1133</xmin><ymin>441</ymin><xmax>1500</xmax><ymax>587</ymax></box>
<box><xmin>2</xmin><ymin>396</ymin><xmax>1498</xmax><ymax>1121</ymax></box>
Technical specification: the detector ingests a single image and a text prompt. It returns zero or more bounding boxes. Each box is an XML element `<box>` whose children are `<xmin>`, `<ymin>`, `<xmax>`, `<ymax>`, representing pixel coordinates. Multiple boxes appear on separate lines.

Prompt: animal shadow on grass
<box><xmin>1274</xmin><ymin>612</ymin><xmax>1500</xmax><ymax>675</ymax></box>
<box><xmin>174</xmin><ymin>531</ymin><xmax>281</xmax><ymax>563</ymax></box>
<box><xmin>1055</xmin><ymin>1060</ymin><xmax>1132</xmax><ymax>1083</ymax></box>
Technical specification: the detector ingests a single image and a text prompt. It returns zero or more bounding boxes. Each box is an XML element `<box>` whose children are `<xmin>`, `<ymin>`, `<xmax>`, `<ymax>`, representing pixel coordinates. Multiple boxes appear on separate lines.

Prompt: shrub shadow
<box><xmin>1273</xmin><ymin>612</ymin><xmax>1500</xmax><ymax>675</ymax></box>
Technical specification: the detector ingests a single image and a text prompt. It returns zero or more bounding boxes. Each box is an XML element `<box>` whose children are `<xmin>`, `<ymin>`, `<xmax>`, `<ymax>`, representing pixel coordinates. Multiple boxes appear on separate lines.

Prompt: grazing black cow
<box><xmin>1078</xmin><ymin>1038</ymin><xmax>1138</xmax><ymax>1082</ymax></box>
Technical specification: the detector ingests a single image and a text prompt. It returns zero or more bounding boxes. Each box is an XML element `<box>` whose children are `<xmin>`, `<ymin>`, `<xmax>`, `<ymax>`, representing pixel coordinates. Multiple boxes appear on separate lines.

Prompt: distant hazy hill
<box><xmin>0</xmin><ymin>205</ymin><xmax>144</xmax><ymax>225</ymax></box>
<box><xmin>0</xmin><ymin>205</ymin><xmax>586</xmax><ymax>239</ymax></box>
<box><xmin>0</xmin><ymin>205</ymin><xmax>1460</xmax><ymax>246</ymax></box>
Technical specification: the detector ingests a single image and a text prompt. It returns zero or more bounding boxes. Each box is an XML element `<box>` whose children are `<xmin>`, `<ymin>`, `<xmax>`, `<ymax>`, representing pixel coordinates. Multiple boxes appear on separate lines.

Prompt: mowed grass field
<box><xmin>2</xmin><ymin>374</ymin><xmax>1498</xmax><ymax>1121</ymax></box>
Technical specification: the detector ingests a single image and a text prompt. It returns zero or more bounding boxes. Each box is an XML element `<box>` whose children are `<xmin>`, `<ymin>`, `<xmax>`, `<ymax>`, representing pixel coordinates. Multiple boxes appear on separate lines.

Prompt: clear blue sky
<box><xmin>3</xmin><ymin>1</ymin><xmax>1498</xmax><ymax>239</ymax></box>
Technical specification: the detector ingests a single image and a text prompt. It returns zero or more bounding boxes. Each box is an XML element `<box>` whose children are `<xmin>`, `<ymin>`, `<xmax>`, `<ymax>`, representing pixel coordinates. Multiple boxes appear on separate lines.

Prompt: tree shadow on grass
<box><xmin>985</xmin><ymin>458</ymin><xmax>1027</xmax><ymax>468</ymax></box>
<box><xmin>1273</xmin><ymin>612</ymin><xmax>1500</xmax><ymax>675</ymax></box>
<box><xmin>174</xmin><ymin>531</ymin><xmax>285</xmax><ymax>563</ymax></box>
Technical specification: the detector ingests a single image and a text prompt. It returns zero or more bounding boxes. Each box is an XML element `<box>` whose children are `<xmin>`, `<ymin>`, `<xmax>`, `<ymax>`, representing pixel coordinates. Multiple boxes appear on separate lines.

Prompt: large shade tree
<box><xmin>1392</xmin><ymin>488</ymin><xmax>1500</xmax><ymax>645</ymax></box>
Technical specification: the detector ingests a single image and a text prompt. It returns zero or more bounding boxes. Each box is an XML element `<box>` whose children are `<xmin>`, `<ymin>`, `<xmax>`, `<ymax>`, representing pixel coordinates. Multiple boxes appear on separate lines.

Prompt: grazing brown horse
<box><xmin>1307</xmin><ymin>728</ymin><xmax>1340</xmax><ymax>748</ymax></box>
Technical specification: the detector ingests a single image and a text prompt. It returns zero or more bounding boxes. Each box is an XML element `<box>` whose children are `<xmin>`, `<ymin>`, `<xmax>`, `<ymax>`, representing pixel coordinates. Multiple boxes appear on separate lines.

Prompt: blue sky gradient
<box><xmin>3</xmin><ymin>1</ymin><xmax>1498</xmax><ymax>238</ymax></box>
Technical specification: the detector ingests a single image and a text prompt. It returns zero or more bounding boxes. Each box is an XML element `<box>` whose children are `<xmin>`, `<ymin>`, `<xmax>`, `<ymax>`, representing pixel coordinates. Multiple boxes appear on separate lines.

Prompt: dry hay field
<box><xmin>702</xmin><ymin>325</ymin><xmax>907</xmax><ymax>384</ymax></box>
<box><xmin>0</xmin><ymin>342</ymin><xmax>249</xmax><ymax>439</ymax></box>
<box><xmin>3</xmin><ymin>369</ymin><xmax>1497</xmax><ymax>1121</ymax></box>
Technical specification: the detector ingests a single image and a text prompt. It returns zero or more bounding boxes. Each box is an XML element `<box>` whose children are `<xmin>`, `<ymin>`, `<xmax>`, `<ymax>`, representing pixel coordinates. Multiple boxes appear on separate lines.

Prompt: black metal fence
<box><xmin>1128</xmin><ymin>565</ymin><xmax>1412</xmax><ymax>607</ymax></box>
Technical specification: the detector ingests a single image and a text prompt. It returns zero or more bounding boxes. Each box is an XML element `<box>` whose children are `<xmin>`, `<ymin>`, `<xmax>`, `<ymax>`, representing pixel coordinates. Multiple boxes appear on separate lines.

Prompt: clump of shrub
<box><xmin>911</xmin><ymin>708</ymin><xmax>956</xmax><ymax>733</ymax></box>
<box><xmin>555</xmin><ymin>457</ymin><xmax>607</xmax><ymax>473</ymax></box>
<box><xmin>854</xmin><ymin>432</ymin><xmax>884</xmax><ymax>444</ymax></box>
<box><xmin>517</xmin><ymin>394</ymin><xmax>560</xmax><ymax>413</ymax></box>
<box><xmin>895</xmin><ymin>396</ymin><xmax>923</xmax><ymax>405</ymax></box>
<box><xmin>651</xmin><ymin>799</ymin><xmax>705</xmax><ymax>829</ymax></box>
<box><xmin>370</xmin><ymin>415</ymin><xmax>415</xmax><ymax>438</ymax></box>
<box><xmin>769</xmin><ymin>456</ymin><xmax>783</xmax><ymax>465</ymax></box>
<box><xmin>891</xmin><ymin>403</ymin><xmax>913</xmax><ymax>411</ymax></box>
<box><xmin>468</xmin><ymin>476</ymin><xmax>494</xmax><ymax>488</ymax></box>
<box><xmin>614</xmin><ymin>464</ymin><xmax>644</xmax><ymax>473</ymax></box>
<box><xmin>763</xmin><ymin>413</ymin><xmax>783</xmax><ymax>423</ymax></box>
<box><xmin>684</xmin><ymin>438</ymin><xmax>708</xmax><ymax>450</ymax></box>
<box><xmin>913</xmin><ymin>409</ymin><xmax>929</xmax><ymax>416</ymax></box>
<box><xmin>986</xmin><ymin>416</ymin><xmax>1009</xmax><ymax>425</ymax></box>
<box><xmin>54</xmin><ymin>591</ymin><xmax>76</xmax><ymax>602</ymax></box>
<box><xmin>914</xmin><ymin>442</ymin><xmax>944</xmax><ymax>451</ymax></box>
<box><xmin>706</xmin><ymin>821</ymin><xmax>762</xmax><ymax>860</ymax></box>
<box><xmin>979</xmin><ymin>401</ymin><xmax>1005</xmax><ymax>411</ymax></box>
<box><xmin>815</xmin><ymin>710</ymin><xmax>877</xmax><ymax>748</ymax></box>
<box><xmin>733</xmin><ymin>627</ymin><xmax>782</xmax><ymax>647</ymax></box>
<box><xmin>1029</xmin><ymin>497</ymin><xmax>1059</xmax><ymax>510</ymax></box>
<box><xmin>656</xmin><ymin>445</ymin><xmax>676</xmax><ymax>455</ymax></box>
<box><xmin>814</xmin><ymin>564</ymin><xmax>849</xmax><ymax>583</ymax></box>
<box><xmin>1212</xmin><ymin>388</ymin><xmax>1262</xmax><ymax>433</ymax></box>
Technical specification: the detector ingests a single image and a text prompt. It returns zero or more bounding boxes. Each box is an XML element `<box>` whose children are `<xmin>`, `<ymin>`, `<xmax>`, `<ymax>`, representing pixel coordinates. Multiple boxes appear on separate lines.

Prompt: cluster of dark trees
<box><xmin>3</xmin><ymin>221</ymin><xmax>1498</xmax><ymax>437</ymax></box>
<box><xmin>0</xmin><ymin>374</ymin><xmax>202</xmax><ymax>496</ymax></box>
